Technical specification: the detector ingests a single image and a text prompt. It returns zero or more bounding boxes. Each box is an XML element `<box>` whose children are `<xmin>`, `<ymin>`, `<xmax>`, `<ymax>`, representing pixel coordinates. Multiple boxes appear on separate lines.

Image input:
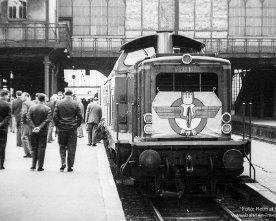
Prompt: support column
<box><xmin>51</xmin><ymin>65</ymin><xmax>58</xmax><ymax>95</ymax></box>
<box><xmin>259</xmin><ymin>77</ymin><xmax>264</xmax><ymax>118</ymax></box>
<box><xmin>44</xmin><ymin>56</ymin><xmax>51</xmax><ymax>97</ymax></box>
<box><xmin>273</xmin><ymin>77</ymin><xmax>276</xmax><ymax>120</ymax></box>
<box><xmin>174</xmin><ymin>0</ymin><xmax>179</xmax><ymax>34</ymax></box>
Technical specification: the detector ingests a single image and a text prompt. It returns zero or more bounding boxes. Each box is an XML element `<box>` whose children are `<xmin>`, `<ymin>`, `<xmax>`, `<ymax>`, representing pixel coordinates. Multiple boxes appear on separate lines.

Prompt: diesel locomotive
<box><xmin>101</xmin><ymin>31</ymin><xmax>251</xmax><ymax>196</ymax></box>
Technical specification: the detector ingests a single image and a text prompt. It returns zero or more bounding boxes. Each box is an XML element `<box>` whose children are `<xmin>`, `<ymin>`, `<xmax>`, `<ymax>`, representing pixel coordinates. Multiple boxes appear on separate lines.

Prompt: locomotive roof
<box><xmin>140</xmin><ymin>55</ymin><xmax>231</xmax><ymax>66</ymax></box>
<box><xmin>121</xmin><ymin>34</ymin><xmax>205</xmax><ymax>53</ymax></box>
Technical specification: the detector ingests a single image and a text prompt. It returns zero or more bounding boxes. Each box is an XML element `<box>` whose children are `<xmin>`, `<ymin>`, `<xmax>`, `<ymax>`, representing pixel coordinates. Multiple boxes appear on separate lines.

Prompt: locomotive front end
<box><xmin>119</xmin><ymin>54</ymin><xmax>251</xmax><ymax>195</ymax></box>
<box><xmin>105</xmin><ymin>33</ymin><xmax>251</xmax><ymax>195</ymax></box>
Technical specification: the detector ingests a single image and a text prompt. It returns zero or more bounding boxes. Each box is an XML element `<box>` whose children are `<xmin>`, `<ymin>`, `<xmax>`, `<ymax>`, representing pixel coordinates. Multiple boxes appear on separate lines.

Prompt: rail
<box><xmin>200</xmin><ymin>37</ymin><xmax>276</xmax><ymax>55</ymax></box>
<box><xmin>71</xmin><ymin>37</ymin><xmax>129</xmax><ymax>56</ymax></box>
<box><xmin>71</xmin><ymin>37</ymin><xmax>276</xmax><ymax>57</ymax></box>
<box><xmin>1</xmin><ymin>25</ymin><xmax>276</xmax><ymax>57</ymax></box>
<box><xmin>0</xmin><ymin>22</ymin><xmax>71</xmax><ymax>49</ymax></box>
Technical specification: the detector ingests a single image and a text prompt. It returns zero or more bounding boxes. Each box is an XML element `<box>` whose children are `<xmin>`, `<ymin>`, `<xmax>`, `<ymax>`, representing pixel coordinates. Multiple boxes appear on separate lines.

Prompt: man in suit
<box><xmin>11</xmin><ymin>90</ymin><xmax>23</xmax><ymax>147</ymax></box>
<box><xmin>85</xmin><ymin>97</ymin><xmax>102</xmax><ymax>146</ymax></box>
<box><xmin>21</xmin><ymin>92</ymin><xmax>35</xmax><ymax>158</ymax></box>
<box><xmin>47</xmin><ymin>94</ymin><xmax>58</xmax><ymax>143</ymax></box>
<box><xmin>73</xmin><ymin>95</ymin><xmax>84</xmax><ymax>138</ymax></box>
<box><xmin>0</xmin><ymin>89</ymin><xmax>12</xmax><ymax>169</ymax></box>
<box><xmin>53</xmin><ymin>89</ymin><xmax>82</xmax><ymax>172</ymax></box>
<box><xmin>27</xmin><ymin>93</ymin><xmax>51</xmax><ymax>171</ymax></box>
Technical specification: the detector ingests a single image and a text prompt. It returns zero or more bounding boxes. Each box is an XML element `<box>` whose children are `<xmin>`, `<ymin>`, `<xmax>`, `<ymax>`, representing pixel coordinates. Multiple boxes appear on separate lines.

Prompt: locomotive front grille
<box><xmin>156</xmin><ymin>72</ymin><xmax>218</xmax><ymax>94</ymax></box>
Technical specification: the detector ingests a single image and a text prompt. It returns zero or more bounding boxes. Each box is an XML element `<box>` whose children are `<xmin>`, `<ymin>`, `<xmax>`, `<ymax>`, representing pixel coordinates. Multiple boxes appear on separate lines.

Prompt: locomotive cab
<box><xmin>103</xmin><ymin>31</ymin><xmax>252</xmax><ymax>195</ymax></box>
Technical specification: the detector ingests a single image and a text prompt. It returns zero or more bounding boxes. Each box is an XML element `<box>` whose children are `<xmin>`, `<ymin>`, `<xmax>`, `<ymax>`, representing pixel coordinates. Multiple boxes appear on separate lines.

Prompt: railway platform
<box><xmin>232</xmin><ymin>134</ymin><xmax>276</xmax><ymax>206</ymax></box>
<box><xmin>232</xmin><ymin>115</ymin><xmax>276</xmax><ymax>143</ymax></box>
<box><xmin>0</xmin><ymin>130</ymin><xmax>126</xmax><ymax>221</ymax></box>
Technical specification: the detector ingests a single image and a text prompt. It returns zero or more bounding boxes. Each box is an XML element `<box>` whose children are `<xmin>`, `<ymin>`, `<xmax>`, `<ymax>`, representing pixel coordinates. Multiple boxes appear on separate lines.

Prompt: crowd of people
<box><xmin>0</xmin><ymin>88</ymin><xmax>103</xmax><ymax>172</ymax></box>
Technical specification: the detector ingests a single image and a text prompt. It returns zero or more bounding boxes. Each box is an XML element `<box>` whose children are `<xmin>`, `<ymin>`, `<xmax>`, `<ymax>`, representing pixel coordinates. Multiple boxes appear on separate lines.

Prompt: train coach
<box><xmin>101</xmin><ymin>31</ymin><xmax>252</xmax><ymax>196</ymax></box>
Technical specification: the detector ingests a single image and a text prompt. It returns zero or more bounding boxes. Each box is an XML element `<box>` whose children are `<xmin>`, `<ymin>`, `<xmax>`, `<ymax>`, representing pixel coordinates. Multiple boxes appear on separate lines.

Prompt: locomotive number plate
<box><xmin>175</xmin><ymin>66</ymin><xmax>200</xmax><ymax>73</ymax></box>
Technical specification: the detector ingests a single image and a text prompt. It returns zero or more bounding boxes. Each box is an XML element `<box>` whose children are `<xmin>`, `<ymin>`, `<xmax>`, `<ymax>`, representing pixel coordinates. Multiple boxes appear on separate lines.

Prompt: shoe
<box><xmin>0</xmin><ymin>166</ymin><xmax>5</xmax><ymax>170</ymax></box>
<box><xmin>92</xmin><ymin>144</ymin><xmax>96</xmax><ymax>146</ymax></box>
<box><xmin>48</xmin><ymin>141</ymin><xmax>52</xmax><ymax>143</ymax></box>
<box><xmin>60</xmin><ymin>166</ymin><xmax>65</xmax><ymax>171</ymax></box>
<box><xmin>37</xmin><ymin>167</ymin><xmax>44</xmax><ymax>171</ymax></box>
<box><xmin>87</xmin><ymin>143</ymin><xmax>92</xmax><ymax>146</ymax></box>
<box><xmin>67</xmin><ymin>167</ymin><xmax>73</xmax><ymax>172</ymax></box>
<box><xmin>23</xmin><ymin>155</ymin><xmax>32</xmax><ymax>158</ymax></box>
<box><xmin>30</xmin><ymin>166</ymin><xmax>36</xmax><ymax>170</ymax></box>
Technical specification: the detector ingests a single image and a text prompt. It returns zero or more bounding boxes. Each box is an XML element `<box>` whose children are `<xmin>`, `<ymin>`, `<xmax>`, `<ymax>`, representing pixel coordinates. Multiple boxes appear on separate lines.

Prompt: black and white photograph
<box><xmin>0</xmin><ymin>0</ymin><xmax>276</xmax><ymax>220</ymax></box>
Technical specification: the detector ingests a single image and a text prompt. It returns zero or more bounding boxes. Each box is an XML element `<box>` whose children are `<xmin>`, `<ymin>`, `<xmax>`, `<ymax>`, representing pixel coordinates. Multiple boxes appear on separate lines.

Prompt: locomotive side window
<box><xmin>124</xmin><ymin>47</ymin><xmax>155</xmax><ymax>66</ymax></box>
<box><xmin>156</xmin><ymin>72</ymin><xmax>218</xmax><ymax>95</ymax></box>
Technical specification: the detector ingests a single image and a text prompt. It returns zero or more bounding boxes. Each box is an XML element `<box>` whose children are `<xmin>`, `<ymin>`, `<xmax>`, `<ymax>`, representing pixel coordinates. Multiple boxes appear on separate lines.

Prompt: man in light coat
<box><xmin>85</xmin><ymin>97</ymin><xmax>102</xmax><ymax>146</ymax></box>
<box><xmin>21</xmin><ymin>92</ymin><xmax>35</xmax><ymax>158</ymax></box>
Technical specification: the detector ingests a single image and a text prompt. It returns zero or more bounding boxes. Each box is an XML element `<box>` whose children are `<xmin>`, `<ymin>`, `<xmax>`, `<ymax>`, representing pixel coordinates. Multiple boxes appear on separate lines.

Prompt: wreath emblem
<box><xmin>153</xmin><ymin>92</ymin><xmax>221</xmax><ymax>136</ymax></box>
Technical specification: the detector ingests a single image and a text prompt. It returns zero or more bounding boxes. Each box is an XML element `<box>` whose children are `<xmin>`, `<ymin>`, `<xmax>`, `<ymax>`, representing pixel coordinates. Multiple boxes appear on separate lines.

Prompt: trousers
<box><xmin>16</xmin><ymin>120</ymin><xmax>22</xmax><ymax>147</ymax></box>
<box><xmin>31</xmin><ymin>132</ymin><xmax>47</xmax><ymax>168</ymax></box>
<box><xmin>58</xmin><ymin>130</ymin><xmax>77</xmax><ymax>168</ymax></box>
<box><xmin>21</xmin><ymin>124</ymin><xmax>32</xmax><ymax>156</ymax></box>
<box><xmin>47</xmin><ymin>121</ymin><xmax>54</xmax><ymax>142</ymax></box>
<box><xmin>0</xmin><ymin>131</ymin><xmax>8</xmax><ymax>168</ymax></box>
<box><xmin>87</xmin><ymin>123</ymin><xmax>98</xmax><ymax>145</ymax></box>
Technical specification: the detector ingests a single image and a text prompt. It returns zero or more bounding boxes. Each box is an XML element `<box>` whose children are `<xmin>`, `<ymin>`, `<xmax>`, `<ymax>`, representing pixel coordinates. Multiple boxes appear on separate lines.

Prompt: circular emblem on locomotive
<box><xmin>153</xmin><ymin>92</ymin><xmax>221</xmax><ymax>136</ymax></box>
<box><xmin>168</xmin><ymin>92</ymin><xmax>207</xmax><ymax>136</ymax></box>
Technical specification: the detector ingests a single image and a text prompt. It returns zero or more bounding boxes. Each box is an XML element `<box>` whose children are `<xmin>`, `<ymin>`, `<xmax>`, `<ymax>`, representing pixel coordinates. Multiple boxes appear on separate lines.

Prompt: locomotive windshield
<box><xmin>156</xmin><ymin>72</ymin><xmax>218</xmax><ymax>95</ymax></box>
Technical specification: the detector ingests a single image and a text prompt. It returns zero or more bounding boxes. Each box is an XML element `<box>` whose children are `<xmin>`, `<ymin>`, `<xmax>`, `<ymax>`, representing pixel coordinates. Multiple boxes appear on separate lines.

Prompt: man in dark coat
<box><xmin>27</xmin><ymin>93</ymin><xmax>51</xmax><ymax>171</ymax></box>
<box><xmin>11</xmin><ymin>90</ymin><xmax>23</xmax><ymax>147</ymax></box>
<box><xmin>85</xmin><ymin>97</ymin><xmax>102</xmax><ymax>146</ymax></box>
<box><xmin>0</xmin><ymin>89</ymin><xmax>11</xmax><ymax>169</ymax></box>
<box><xmin>53</xmin><ymin>89</ymin><xmax>82</xmax><ymax>172</ymax></box>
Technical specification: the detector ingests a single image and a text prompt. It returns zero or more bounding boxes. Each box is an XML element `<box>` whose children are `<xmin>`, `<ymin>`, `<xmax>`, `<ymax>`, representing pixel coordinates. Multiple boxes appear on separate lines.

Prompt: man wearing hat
<box><xmin>85</xmin><ymin>96</ymin><xmax>102</xmax><ymax>146</ymax></box>
<box><xmin>53</xmin><ymin>89</ymin><xmax>82</xmax><ymax>172</ymax></box>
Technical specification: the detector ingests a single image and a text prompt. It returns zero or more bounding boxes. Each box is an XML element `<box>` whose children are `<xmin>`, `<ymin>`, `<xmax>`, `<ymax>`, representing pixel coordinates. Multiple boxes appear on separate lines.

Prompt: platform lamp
<box><xmin>9</xmin><ymin>71</ymin><xmax>14</xmax><ymax>100</ymax></box>
<box><xmin>72</xmin><ymin>72</ymin><xmax>76</xmax><ymax>94</ymax></box>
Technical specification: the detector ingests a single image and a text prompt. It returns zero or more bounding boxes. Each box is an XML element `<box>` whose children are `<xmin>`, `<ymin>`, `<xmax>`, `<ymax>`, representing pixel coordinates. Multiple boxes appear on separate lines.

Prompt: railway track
<box><xmin>149</xmin><ymin>195</ymin><xmax>242</xmax><ymax>221</ymax></box>
<box><xmin>148</xmin><ymin>187</ymin><xmax>275</xmax><ymax>221</ymax></box>
<box><xmin>107</xmin><ymin>150</ymin><xmax>275</xmax><ymax>221</ymax></box>
<box><xmin>115</xmin><ymin>179</ymin><xmax>276</xmax><ymax>221</ymax></box>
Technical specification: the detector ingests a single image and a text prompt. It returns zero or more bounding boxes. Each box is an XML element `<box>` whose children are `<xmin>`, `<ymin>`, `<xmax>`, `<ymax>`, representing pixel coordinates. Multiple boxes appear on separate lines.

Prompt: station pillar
<box><xmin>43</xmin><ymin>56</ymin><xmax>51</xmax><ymax>97</ymax></box>
<box><xmin>51</xmin><ymin>67</ymin><xmax>58</xmax><ymax>95</ymax></box>
<box><xmin>273</xmin><ymin>78</ymin><xmax>276</xmax><ymax>120</ymax></box>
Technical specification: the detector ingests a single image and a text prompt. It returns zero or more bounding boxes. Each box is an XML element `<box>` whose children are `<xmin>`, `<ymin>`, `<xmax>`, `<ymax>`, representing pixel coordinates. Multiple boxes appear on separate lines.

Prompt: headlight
<box><xmin>143</xmin><ymin>113</ymin><xmax>152</xmax><ymax>123</ymax></box>
<box><xmin>182</xmin><ymin>54</ymin><xmax>192</xmax><ymax>64</ymax></box>
<box><xmin>222</xmin><ymin>124</ymin><xmax>232</xmax><ymax>134</ymax></box>
<box><xmin>144</xmin><ymin>124</ymin><xmax>152</xmax><ymax>134</ymax></box>
<box><xmin>221</xmin><ymin>112</ymin><xmax>231</xmax><ymax>124</ymax></box>
<box><xmin>139</xmin><ymin>149</ymin><xmax>161</xmax><ymax>171</ymax></box>
<box><xmin>223</xmin><ymin>149</ymin><xmax>243</xmax><ymax>170</ymax></box>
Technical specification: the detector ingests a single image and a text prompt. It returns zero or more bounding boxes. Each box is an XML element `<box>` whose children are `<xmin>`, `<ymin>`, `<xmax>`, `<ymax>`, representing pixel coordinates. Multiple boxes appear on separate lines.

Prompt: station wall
<box><xmin>58</xmin><ymin>0</ymin><xmax>276</xmax><ymax>40</ymax></box>
<box><xmin>0</xmin><ymin>0</ymin><xmax>57</xmax><ymax>23</ymax></box>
